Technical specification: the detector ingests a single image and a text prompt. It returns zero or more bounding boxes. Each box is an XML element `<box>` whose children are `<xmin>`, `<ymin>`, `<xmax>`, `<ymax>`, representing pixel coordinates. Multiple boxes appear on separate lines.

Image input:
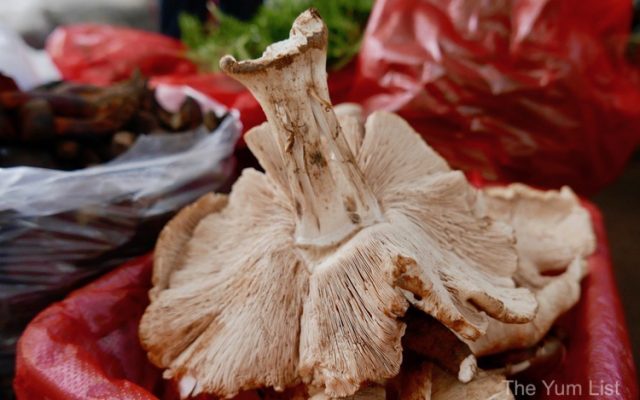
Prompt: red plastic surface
<box><xmin>13</xmin><ymin>204</ymin><xmax>638</xmax><ymax>400</ymax></box>
<box><xmin>346</xmin><ymin>0</ymin><xmax>640</xmax><ymax>195</ymax></box>
<box><xmin>551</xmin><ymin>202</ymin><xmax>638</xmax><ymax>399</ymax></box>
<box><xmin>46</xmin><ymin>24</ymin><xmax>197</xmax><ymax>86</ymax></box>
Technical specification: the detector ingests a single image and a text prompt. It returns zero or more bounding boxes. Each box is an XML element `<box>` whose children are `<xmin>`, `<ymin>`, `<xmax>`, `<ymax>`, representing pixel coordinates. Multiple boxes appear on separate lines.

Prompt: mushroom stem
<box><xmin>220</xmin><ymin>10</ymin><xmax>382</xmax><ymax>248</ymax></box>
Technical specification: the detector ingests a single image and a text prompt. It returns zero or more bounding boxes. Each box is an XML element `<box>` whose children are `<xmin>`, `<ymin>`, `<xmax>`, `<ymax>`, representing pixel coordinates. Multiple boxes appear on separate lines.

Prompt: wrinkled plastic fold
<box><xmin>347</xmin><ymin>0</ymin><xmax>640</xmax><ymax>194</ymax></box>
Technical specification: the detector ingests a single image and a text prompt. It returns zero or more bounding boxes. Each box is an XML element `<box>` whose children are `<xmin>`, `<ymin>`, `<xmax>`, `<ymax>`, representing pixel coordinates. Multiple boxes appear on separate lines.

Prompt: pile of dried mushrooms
<box><xmin>139</xmin><ymin>10</ymin><xmax>595</xmax><ymax>400</ymax></box>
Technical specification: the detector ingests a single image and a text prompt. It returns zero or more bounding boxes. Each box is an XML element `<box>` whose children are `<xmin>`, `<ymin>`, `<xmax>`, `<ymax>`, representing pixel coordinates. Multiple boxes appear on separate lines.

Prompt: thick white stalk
<box><xmin>221</xmin><ymin>10</ymin><xmax>382</xmax><ymax>248</ymax></box>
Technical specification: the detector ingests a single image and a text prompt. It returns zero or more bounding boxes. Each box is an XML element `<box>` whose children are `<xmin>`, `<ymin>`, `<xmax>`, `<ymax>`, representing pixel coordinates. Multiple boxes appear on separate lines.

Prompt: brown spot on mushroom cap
<box><xmin>348</xmin><ymin>212</ymin><xmax>361</xmax><ymax>225</ymax></box>
<box><xmin>393</xmin><ymin>255</ymin><xmax>416</xmax><ymax>276</ymax></box>
<box><xmin>295</xmin><ymin>200</ymin><xmax>302</xmax><ymax>217</ymax></box>
<box><xmin>344</xmin><ymin>196</ymin><xmax>356</xmax><ymax>213</ymax></box>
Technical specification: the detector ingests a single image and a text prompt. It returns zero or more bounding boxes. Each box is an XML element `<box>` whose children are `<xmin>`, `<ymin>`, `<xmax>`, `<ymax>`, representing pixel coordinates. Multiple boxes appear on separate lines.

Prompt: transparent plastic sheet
<box><xmin>0</xmin><ymin>85</ymin><xmax>241</xmax><ymax>397</ymax></box>
<box><xmin>12</xmin><ymin>202</ymin><xmax>638</xmax><ymax>400</ymax></box>
<box><xmin>346</xmin><ymin>0</ymin><xmax>640</xmax><ymax>195</ymax></box>
<box><xmin>0</xmin><ymin>24</ymin><xmax>61</xmax><ymax>90</ymax></box>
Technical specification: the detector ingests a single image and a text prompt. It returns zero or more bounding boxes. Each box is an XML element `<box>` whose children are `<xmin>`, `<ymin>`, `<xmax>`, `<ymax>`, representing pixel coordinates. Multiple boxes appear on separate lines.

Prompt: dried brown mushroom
<box><xmin>140</xmin><ymin>10</ymin><xmax>539</xmax><ymax>398</ymax></box>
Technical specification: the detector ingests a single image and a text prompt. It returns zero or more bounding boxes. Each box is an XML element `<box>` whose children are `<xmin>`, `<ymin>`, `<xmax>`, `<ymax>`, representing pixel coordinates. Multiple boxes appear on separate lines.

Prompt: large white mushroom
<box><xmin>139</xmin><ymin>9</ymin><xmax>593</xmax><ymax>399</ymax></box>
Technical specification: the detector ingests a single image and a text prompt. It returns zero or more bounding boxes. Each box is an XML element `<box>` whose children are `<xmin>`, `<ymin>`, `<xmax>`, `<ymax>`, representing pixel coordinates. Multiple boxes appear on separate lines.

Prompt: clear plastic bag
<box><xmin>0</xmin><ymin>23</ymin><xmax>61</xmax><ymax>90</ymax></box>
<box><xmin>46</xmin><ymin>23</ymin><xmax>196</xmax><ymax>86</ymax></box>
<box><xmin>0</xmin><ymin>84</ymin><xmax>241</xmax><ymax>397</ymax></box>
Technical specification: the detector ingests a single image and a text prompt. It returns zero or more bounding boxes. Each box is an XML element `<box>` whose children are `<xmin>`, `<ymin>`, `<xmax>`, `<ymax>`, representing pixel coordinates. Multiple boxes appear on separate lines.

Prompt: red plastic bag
<box><xmin>347</xmin><ymin>0</ymin><xmax>640</xmax><ymax>194</ymax></box>
<box><xmin>13</xmin><ymin>202</ymin><xmax>638</xmax><ymax>400</ymax></box>
<box><xmin>13</xmin><ymin>255</ymin><xmax>168</xmax><ymax>400</ymax></box>
<box><xmin>11</xmin><ymin>254</ymin><xmax>250</xmax><ymax>400</ymax></box>
<box><xmin>46</xmin><ymin>24</ymin><xmax>197</xmax><ymax>86</ymax></box>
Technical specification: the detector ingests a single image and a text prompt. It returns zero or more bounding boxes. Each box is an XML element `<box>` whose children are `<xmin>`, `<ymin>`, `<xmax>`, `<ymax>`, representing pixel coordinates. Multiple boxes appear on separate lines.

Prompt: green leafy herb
<box><xmin>179</xmin><ymin>0</ymin><xmax>373</xmax><ymax>71</ymax></box>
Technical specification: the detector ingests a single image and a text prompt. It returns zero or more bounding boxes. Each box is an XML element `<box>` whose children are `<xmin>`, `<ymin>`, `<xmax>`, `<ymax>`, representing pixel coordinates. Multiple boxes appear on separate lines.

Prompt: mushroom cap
<box><xmin>479</xmin><ymin>184</ymin><xmax>595</xmax><ymax>287</ymax></box>
<box><xmin>140</xmin><ymin>108</ymin><xmax>538</xmax><ymax>398</ymax></box>
<box><xmin>465</xmin><ymin>184</ymin><xmax>595</xmax><ymax>355</ymax></box>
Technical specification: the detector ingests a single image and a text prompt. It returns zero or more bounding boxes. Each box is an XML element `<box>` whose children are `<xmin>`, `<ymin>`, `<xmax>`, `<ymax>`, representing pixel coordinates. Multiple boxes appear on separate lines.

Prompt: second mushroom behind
<box><xmin>139</xmin><ymin>8</ymin><xmax>594</xmax><ymax>400</ymax></box>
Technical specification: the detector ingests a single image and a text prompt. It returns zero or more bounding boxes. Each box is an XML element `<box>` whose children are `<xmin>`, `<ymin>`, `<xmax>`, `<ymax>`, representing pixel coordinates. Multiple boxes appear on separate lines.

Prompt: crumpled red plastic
<box><xmin>46</xmin><ymin>24</ymin><xmax>197</xmax><ymax>86</ymax></box>
<box><xmin>13</xmin><ymin>202</ymin><xmax>638</xmax><ymax>400</ymax></box>
<box><xmin>347</xmin><ymin>0</ymin><xmax>640</xmax><ymax>194</ymax></box>
<box><xmin>46</xmin><ymin>1</ymin><xmax>640</xmax><ymax>195</ymax></box>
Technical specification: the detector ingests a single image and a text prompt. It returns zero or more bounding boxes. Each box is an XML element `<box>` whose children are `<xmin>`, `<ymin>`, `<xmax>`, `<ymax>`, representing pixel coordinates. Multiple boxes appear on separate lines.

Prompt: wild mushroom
<box><xmin>464</xmin><ymin>184</ymin><xmax>595</xmax><ymax>355</ymax></box>
<box><xmin>140</xmin><ymin>9</ymin><xmax>537</xmax><ymax>398</ymax></box>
